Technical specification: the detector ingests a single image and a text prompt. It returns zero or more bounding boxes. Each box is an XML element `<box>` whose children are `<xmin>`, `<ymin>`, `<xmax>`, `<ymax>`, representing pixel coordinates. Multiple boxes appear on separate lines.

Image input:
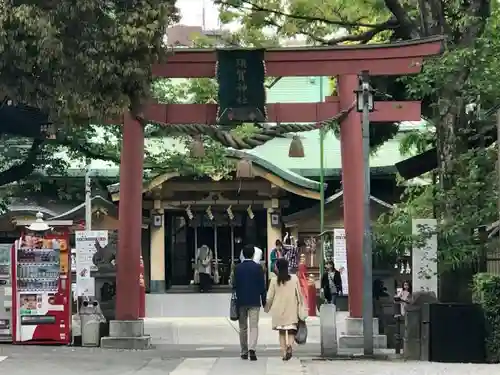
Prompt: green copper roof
<box><xmin>267</xmin><ymin>76</ymin><xmax>330</xmax><ymax>103</ymax></box>
<box><xmin>227</xmin><ymin>150</ymin><xmax>323</xmax><ymax>191</ymax></box>
<box><xmin>243</xmin><ymin>77</ymin><xmax>426</xmax><ymax>177</ymax></box>
<box><xmin>246</xmin><ymin>129</ymin><xmax>412</xmax><ymax>178</ymax></box>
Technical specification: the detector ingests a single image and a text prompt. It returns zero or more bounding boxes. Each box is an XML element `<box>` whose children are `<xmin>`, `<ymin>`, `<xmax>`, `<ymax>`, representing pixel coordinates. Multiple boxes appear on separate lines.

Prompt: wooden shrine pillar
<box><xmin>338</xmin><ymin>74</ymin><xmax>364</xmax><ymax>318</ymax></box>
<box><xmin>116</xmin><ymin>113</ymin><xmax>144</xmax><ymax>321</ymax></box>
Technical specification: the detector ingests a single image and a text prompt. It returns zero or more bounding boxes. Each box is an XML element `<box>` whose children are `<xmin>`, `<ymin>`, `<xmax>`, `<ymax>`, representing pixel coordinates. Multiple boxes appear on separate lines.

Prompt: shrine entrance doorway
<box><xmin>166</xmin><ymin>209</ymin><xmax>265</xmax><ymax>290</ymax></box>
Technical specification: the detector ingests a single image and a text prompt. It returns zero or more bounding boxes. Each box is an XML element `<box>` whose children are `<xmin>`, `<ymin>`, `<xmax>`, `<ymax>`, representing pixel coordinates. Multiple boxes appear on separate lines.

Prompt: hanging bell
<box><xmin>190</xmin><ymin>135</ymin><xmax>205</xmax><ymax>158</ymax></box>
<box><xmin>236</xmin><ymin>159</ymin><xmax>254</xmax><ymax>178</ymax></box>
<box><xmin>288</xmin><ymin>135</ymin><xmax>305</xmax><ymax>158</ymax></box>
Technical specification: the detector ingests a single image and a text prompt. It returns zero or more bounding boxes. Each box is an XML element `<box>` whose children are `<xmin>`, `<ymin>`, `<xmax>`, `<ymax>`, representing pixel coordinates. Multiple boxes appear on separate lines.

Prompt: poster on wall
<box><xmin>75</xmin><ymin>230</ymin><xmax>108</xmax><ymax>297</ymax></box>
<box><xmin>333</xmin><ymin>228</ymin><xmax>349</xmax><ymax>295</ymax></box>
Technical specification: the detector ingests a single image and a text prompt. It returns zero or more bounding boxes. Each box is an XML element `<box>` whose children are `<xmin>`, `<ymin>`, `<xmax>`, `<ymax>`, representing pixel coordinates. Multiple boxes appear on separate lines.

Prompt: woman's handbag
<box><xmin>230</xmin><ymin>292</ymin><xmax>239</xmax><ymax>321</ymax></box>
<box><xmin>295</xmin><ymin>319</ymin><xmax>308</xmax><ymax>345</ymax></box>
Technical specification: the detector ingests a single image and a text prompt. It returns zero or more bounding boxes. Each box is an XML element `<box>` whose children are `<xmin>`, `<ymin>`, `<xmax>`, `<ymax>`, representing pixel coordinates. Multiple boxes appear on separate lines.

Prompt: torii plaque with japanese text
<box><xmin>216</xmin><ymin>49</ymin><xmax>266</xmax><ymax>125</ymax></box>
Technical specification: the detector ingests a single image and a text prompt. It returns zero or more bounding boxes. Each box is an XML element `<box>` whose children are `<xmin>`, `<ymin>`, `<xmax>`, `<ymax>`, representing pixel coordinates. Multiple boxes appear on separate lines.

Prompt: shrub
<box><xmin>472</xmin><ymin>273</ymin><xmax>500</xmax><ymax>363</ymax></box>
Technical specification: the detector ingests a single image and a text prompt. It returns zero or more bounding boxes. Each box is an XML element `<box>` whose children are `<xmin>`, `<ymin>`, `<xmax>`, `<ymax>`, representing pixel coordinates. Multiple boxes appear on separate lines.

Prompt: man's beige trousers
<box><xmin>238</xmin><ymin>306</ymin><xmax>260</xmax><ymax>354</ymax></box>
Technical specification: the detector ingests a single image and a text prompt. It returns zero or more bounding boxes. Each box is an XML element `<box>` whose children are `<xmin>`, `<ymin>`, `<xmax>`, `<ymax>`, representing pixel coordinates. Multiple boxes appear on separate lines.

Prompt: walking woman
<box><xmin>264</xmin><ymin>258</ymin><xmax>307</xmax><ymax>361</ymax></box>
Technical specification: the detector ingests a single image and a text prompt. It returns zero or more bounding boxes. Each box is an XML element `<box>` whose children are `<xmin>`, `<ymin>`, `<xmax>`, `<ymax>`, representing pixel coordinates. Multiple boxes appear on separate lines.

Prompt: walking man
<box><xmin>233</xmin><ymin>244</ymin><xmax>266</xmax><ymax>361</ymax></box>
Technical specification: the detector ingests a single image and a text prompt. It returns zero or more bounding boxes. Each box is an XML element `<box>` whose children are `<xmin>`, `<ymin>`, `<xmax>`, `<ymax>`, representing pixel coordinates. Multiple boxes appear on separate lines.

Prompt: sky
<box><xmin>176</xmin><ymin>0</ymin><xmax>221</xmax><ymax>29</ymax></box>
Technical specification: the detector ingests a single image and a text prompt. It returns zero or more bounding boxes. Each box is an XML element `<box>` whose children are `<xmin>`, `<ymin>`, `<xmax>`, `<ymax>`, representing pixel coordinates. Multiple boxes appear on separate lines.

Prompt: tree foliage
<box><xmin>0</xmin><ymin>0</ymin><xmax>181</xmax><ymax>201</ymax></box>
<box><xmin>0</xmin><ymin>3</ymin><xmax>256</xmax><ymax>202</ymax></box>
<box><xmin>212</xmin><ymin>0</ymin><xmax>500</xmax><ymax>276</ymax></box>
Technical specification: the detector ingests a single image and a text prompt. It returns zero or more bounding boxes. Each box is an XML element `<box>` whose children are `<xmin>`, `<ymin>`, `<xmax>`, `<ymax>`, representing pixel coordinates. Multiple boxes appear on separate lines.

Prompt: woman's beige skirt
<box><xmin>275</xmin><ymin>324</ymin><xmax>297</xmax><ymax>331</ymax></box>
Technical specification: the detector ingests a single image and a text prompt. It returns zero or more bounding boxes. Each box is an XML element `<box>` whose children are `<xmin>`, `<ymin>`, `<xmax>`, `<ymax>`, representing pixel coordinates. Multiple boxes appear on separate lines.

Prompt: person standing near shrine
<box><xmin>269</xmin><ymin>239</ymin><xmax>283</xmax><ymax>275</ymax></box>
<box><xmin>320</xmin><ymin>260</ymin><xmax>343</xmax><ymax>305</ymax></box>
<box><xmin>282</xmin><ymin>233</ymin><xmax>299</xmax><ymax>274</ymax></box>
<box><xmin>195</xmin><ymin>245</ymin><xmax>213</xmax><ymax>293</ymax></box>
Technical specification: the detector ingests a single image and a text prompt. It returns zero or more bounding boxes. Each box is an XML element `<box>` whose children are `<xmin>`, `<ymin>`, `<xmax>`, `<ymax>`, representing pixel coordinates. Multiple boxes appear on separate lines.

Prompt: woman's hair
<box><xmin>276</xmin><ymin>258</ymin><xmax>291</xmax><ymax>285</ymax></box>
<box><xmin>326</xmin><ymin>260</ymin><xmax>335</xmax><ymax>269</ymax></box>
<box><xmin>403</xmin><ymin>280</ymin><xmax>412</xmax><ymax>293</ymax></box>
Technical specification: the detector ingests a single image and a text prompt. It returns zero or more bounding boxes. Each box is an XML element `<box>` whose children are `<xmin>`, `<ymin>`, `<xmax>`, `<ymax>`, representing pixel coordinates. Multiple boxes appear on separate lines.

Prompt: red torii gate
<box><xmin>115</xmin><ymin>37</ymin><xmax>444</xmax><ymax>324</ymax></box>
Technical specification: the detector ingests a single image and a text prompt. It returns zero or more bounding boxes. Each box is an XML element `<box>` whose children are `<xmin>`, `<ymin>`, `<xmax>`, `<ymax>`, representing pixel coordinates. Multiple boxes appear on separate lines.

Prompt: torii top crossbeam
<box><xmin>154</xmin><ymin>36</ymin><xmax>445</xmax><ymax>78</ymax></box>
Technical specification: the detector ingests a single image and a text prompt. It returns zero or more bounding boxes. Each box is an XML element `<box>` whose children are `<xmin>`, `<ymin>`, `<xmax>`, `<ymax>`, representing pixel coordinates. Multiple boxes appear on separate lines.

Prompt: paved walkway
<box><xmin>143</xmin><ymin>315</ymin><xmax>322</xmax><ymax>356</ymax></box>
<box><xmin>0</xmin><ymin>350</ymin><xmax>499</xmax><ymax>375</ymax></box>
<box><xmin>144</xmin><ymin>315</ymin><xmax>322</xmax><ymax>347</ymax></box>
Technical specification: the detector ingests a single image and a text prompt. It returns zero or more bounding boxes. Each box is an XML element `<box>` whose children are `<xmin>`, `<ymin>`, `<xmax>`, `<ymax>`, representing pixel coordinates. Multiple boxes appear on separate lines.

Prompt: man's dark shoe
<box><xmin>249</xmin><ymin>350</ymin><xmax>257</xmax><ymax>361</ymax></box>
<box><xmin>241</xmin><ymin>353</ymin><xmax>248</xmax><ymax>360</ymax></box>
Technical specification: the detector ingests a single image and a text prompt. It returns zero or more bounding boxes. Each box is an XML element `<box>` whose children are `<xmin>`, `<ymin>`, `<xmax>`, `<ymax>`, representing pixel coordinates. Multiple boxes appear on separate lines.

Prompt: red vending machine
<box><xmin>11</xmin><ymin>232</ymin><xmax>71</xmax><ymax>344</ymax></box>
<box><xmin>0</xmin><ymin>244</ymin><xmax>12</xmax><ymax>342</ymax></box>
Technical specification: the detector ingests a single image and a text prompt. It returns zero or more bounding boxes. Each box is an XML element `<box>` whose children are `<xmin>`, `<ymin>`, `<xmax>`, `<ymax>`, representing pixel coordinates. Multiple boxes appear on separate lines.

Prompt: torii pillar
<box><xmin>338</xmin><ymin>74</ymin><xmax>364</xmax><ymax>319</ymax></box>
<box><xmin>337</xmin><ymin>75</ymin><xmax>386</xmax><ymax>348</ymax></box>
<box><xmin>100</xmin><ymin>113</ymin><xmax>150</xmax><ymax>349</ymax></box>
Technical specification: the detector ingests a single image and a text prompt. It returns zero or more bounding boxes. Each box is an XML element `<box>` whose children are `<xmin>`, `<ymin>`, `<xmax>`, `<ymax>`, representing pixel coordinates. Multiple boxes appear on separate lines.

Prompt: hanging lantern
<box><xmin>190</xmin><ymin>135</ymin><xmax>205</xmax><ymax>158</ymax></box>
<box><xmin>288</xmin><ymin>135</ymin><xmax>305</xmax><ymax>158</ymax></box>
<box><xmin>236</xmin><ymin>159</ymin><xmax>254</xmax><ymax>178</ymax></box>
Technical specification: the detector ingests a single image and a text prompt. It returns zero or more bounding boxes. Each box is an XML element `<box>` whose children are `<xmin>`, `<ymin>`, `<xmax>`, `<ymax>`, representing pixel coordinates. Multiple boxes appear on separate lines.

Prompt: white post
<box><xmin>320</xmin><ymin>304</ymin><xmax>338</xmax><ymax>357</ymax></box>
<box><xmin>84</xmin><ymin>159</ymin><xmax>92</xmax><ymax>230</ymax></box>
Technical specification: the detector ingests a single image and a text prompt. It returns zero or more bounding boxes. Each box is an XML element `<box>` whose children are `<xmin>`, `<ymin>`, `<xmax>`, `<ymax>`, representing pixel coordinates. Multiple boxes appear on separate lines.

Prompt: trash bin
<box><xmin>79</xmin><ymin>299</ymin><xmax>106</xmax><ymax>347</ymax></box>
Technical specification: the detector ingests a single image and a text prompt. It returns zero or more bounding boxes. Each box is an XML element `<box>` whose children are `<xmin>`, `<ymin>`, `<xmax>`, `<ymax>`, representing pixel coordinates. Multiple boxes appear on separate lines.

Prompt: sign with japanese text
<box><xmin>75</xmin><ymin>230</ymin><xmax>108</xmax><ymax>297</ymax></box>
<box><xmin>333</xmin><ymin>228</ymin><xmax>349</xmax><ymax>295</ymax></box>
<box><xmin>216</xmin><ymin>49</ymin><xmax>267</xmax><ymax>125</ymax></box>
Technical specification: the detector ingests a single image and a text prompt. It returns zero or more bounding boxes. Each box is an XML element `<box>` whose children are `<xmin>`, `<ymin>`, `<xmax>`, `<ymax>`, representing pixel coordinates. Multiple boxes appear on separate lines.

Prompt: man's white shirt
<box><xmin>239</xmin><ymin>246</ymin><xmax>263</xmax><ymax>264</ymax></box>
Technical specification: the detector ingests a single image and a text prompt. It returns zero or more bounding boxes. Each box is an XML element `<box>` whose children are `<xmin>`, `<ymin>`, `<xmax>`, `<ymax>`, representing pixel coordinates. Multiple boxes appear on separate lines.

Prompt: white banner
<box><xmin>333</xmin><ymin>228</ymin><xmax>349</xmax><ymax>295</ymax></box>
<box><xmin>75</xmin><ymin>230</ymin><xmax>108</xmax><ymax>297</ymax></box>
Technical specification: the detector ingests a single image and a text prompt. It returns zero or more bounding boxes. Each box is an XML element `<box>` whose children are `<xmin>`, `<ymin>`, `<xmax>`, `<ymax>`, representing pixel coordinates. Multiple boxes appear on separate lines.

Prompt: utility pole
<box><xmin>359</xmin><ymin>71</ymin><xmax>374</xmax><ymax>355</ymax></box>
<box><xmin>319</xmin><ymin>76</ymin><xmax>325</xmax><ymax>276</ymax></box>
<box><xmin>85</xmin><ymin>159</ymin><xmax>92</xmax><ymax>230</ymax></box>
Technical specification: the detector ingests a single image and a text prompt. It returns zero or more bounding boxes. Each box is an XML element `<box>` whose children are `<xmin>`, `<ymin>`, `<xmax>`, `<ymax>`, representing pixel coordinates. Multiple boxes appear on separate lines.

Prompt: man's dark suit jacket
<box><xmin>233</xmin><ymin>259</ymin><xmax>266</xmax><ymax>308</ymax></box>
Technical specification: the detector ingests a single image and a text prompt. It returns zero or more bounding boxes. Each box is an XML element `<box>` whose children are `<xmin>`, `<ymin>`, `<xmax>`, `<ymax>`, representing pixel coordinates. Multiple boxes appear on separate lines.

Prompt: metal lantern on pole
<box><xmin>355</xmin><ymin>74</ymin><xmax>374</xmax><ymax>113</ymax></box>
<box><xmin>26</xmin><ymin>212</ymin><xmax>52</xmax><ymax>232</ymax></box>
<box><xmin>355</xmin><ymin>70</ymin><xmax>375</xmax><ymax>356</ymax></box>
